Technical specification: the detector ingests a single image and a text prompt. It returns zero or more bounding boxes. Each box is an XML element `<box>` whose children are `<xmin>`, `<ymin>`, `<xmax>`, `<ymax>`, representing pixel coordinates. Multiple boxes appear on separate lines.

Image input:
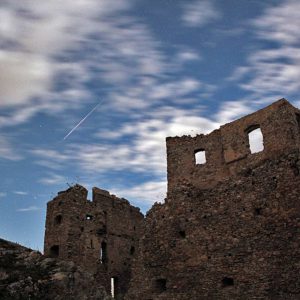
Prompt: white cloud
<box><xmin>0</xmin><ymin>51</ymin><xmax>52</xmax><ymax>107</ymax></box>
<box><xmin>253</xmin><ymin>0</ymin><xmax>300</xmax><ymax>45</ymax></box>
<box><xmin>230</xmin><ymin>0</ymin><xmax>300</xmax><ymax>101</ymax></box>
<box><xmin>32</xmin><ymin>149</ymin><xmax>69</xmax><ymax>162</ymax></box>
<box><xmin>0</xmin><ymin>0</ymin><xmax>168</xmax><ymax>126</ymax></box>
<box><xmin>0</xmin><ymin>136</ymin><xmax>22</xmax><ymax>161</ymax></box>
<box><xmin>216</xmin><ymin>100</ymin><xmax>252</xmax><ymax>124</ymax></box>
<box><xmin>0</xmin><ymin>0</ymin><xmax>218</xmax><ymax>133</ymax></box>
<box><xmin>177</xmin><ymin>49</ymin><xmax>201</xmax><ymax>63</ymax></box>
<box><xmin>0</xmin><ymin>1</ymin><xmax>93</xmax><ymax>109</ymax></box>
<box><xmin>13</xmin><ymin>191</ymin><xmax>28</xmax><ymax>196</ymax></box>
<box><xmin>39</xmin><ymin>173</ymin><xmax>67</xmax><ymax>185</ymax></box>
<box><xmin>151</xmin><ymin>78</ymin><xmax>201</xmax><ymax>100</ymax></box>
<box><xmin>17</xmin><ymin>206</ymin><xmax>40</xmax><ymax>212</ymax></box>
<box><xmin>0</xmin><ymin>192</ymin><xmax>6</xmax><ymax>198</ymax></box>
<box><xmin>234</xmin><ymin>47</ymin><xmax>300</xmax><ymax>98</ymax></box>
<box><xmin>182</xmin><ymin>0</ymin><xmax>221</xmax><ymax>27</ymax></box>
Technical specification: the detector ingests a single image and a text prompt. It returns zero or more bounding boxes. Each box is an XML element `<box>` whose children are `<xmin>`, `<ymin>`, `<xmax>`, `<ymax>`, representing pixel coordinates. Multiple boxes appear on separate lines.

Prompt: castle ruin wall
<box><xmin>44</xmin><ymin>184</ymin><xmax>144</xmax><ymax>299</ymax></box>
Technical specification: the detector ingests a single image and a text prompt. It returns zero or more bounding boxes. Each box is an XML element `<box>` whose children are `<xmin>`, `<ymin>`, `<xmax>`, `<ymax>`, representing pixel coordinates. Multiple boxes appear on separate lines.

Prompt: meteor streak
<box><xmin>63</xmin><ymin>100</ymin><xmax>103</xmax><ymax>140</ymax></box>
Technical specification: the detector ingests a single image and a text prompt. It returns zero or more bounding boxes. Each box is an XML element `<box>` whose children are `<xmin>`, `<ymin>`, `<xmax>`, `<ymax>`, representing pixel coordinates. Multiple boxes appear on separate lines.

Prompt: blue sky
<box><xmin>1</xmin><ymin>0</ymin><xmax>300</xmax><ymax>251</ymax></box>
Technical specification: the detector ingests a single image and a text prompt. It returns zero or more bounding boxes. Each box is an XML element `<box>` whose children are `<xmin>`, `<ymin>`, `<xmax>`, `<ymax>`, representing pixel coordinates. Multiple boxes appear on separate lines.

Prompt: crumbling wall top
<box><xmin>50</xmin><ymin>184</ymin><xmax>88</xmax><ymax>205</ymax></box>
<box><xmin>166</xmin><ymin>99</ymin><xmax>300</xmax><ymax>192</ymax></box>
<box><xmin>92</xmin><ymin>187</ymin><xmax>142</xmax><ymax>216</ymax></box>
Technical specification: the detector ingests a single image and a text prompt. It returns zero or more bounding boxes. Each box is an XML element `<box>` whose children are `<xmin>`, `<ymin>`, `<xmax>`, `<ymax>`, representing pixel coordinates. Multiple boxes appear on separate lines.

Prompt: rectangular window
<box><xmin>100</xmin><ymin>241</ymin><xmax>107</xmax><ymax>264</ymax></box>
<box><xmin>247</xmin><ymin>126</ymin><xmax>264</xmax><ymax>154</ymax></box>
<box><xmin>111</xmin><ymin>277</ymin><xmax>115</xmax><ymax>298</ymax></box>
<box><xmin>111</xmin><ymin>277</ymin><xmax>118</xmax><ymax>298</ymax></box>
<box><xmin>195</xmin><ymin>149</ymin><xmax>206</xmax><ymax>164</ymax></box>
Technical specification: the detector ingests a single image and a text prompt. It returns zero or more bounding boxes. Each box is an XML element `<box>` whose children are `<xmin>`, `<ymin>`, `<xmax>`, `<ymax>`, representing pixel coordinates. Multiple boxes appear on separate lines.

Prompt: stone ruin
<box><xmin>44</xmin><ymin>99</ymin><xmax>300</xmax><ymax>299</ymax></box>
<box><xmin>44</xmin><ymin>185</ymin><xmax>144</xmax><ymax>299</ymax></box>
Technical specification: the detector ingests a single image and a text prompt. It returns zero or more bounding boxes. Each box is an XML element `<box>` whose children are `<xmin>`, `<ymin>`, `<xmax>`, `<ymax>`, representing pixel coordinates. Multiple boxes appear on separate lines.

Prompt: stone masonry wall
<box><xmin>126</xmin><ymin>99</ymin><xmax>300</xmax><ymax>299</ymax></box>
<box><xmin>44</xmin><ymin>184</ymin><xmax>144</xmax><ymax>299</ymax></box>
<box><xmin>166</xmin><ymin>99</ymin><xmax>300</xmax><ymax>191</ymax></box>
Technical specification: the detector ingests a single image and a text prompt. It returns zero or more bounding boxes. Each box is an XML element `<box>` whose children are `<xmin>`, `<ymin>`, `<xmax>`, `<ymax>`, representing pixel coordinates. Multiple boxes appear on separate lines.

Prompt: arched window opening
<box><xmin>195</xmin><ymin>149</ymin><xmax>206</xmax><ymax>165</ymax></box>
<box><xmin>247</xmin><ymin>126</ymin><xmax>264</xmax><ymax>154</ymax></box>
<box><xmin>50</xmin><ymin>245</ymin><xmax>59</xmax><ymax>258</ymax></box>
<box><xmin>54</xmin><ymin>215</ymin><xmax>62</xmax><ymax>225</ymax></box>
<box><xmin>100</xmin><ymin>241</ymin><xmax>107</xmax><ymax>264</ymax></box>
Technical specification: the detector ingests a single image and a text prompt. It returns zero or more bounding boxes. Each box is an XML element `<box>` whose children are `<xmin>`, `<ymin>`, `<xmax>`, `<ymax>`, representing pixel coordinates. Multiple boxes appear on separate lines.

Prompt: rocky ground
<box><xmin>0</xmin><ymin>238</ymin><xmax>112</xmax><ymax>300</ymax></box>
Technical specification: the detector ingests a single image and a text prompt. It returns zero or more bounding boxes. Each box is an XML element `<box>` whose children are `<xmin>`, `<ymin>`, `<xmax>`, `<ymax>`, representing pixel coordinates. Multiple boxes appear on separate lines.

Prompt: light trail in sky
<box><xmin>63</xmin><ymin>100</ymin><xmax>103</xmax><ymax>140</ymax></box>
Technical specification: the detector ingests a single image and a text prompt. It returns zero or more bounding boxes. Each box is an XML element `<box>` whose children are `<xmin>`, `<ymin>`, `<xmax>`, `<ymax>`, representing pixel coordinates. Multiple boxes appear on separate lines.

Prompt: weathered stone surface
<box><xmin>0</xmin><ymin>238</ymin><xmax>111</xmax><ymax>300</ymax></box>
<box><xmin>44</xmin><ymin>184</ymin><xmax>144</xmax><ymax>299</ymax></box>
<box><xmin>126</xmin><ymin>99</ymin><xmax>300</xmax><ymax>299</ymax></box>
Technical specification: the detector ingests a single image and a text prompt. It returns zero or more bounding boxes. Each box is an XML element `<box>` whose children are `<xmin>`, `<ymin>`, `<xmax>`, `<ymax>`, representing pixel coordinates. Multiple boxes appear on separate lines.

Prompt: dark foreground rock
<box><xmin>0</xmin><ymin>238</ymin><xmax>111</xmax><ymax>300</ymax></box>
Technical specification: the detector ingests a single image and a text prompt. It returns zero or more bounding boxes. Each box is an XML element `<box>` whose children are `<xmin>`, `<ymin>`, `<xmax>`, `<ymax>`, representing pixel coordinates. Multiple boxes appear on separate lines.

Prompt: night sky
<box><xmin>1</xmin><ymin>0</ymin><xmax>300</xmax><ymax>251</ymax></box>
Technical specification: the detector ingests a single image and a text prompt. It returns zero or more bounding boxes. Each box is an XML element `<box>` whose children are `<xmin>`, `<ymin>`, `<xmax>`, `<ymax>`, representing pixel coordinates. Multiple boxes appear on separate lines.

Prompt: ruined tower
<box><xmin>44</xmin><ymin>184</ymin><xmax>144</xmax><ymax>299</ymax></box>
<box><xmin>126</xmin><ymin>99</ymin><xmax>300</xmax><ymax>299</ymax></box>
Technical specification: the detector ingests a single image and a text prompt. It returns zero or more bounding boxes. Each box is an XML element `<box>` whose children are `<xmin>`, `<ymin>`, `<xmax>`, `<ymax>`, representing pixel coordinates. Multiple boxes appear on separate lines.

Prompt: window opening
<box><xmin>179</xmin><ymin>230</ymin><xmax>186</xmax><ymax>238</ymax></box>
<box><xmin>155</xmin><ymin>278</ymin><xmax>167</xmax><ymax>293</ymax></box>
<box><xmin>130</xmin><ymin>246</ymin><xmax>135</xmax><ymax>255</ymax></box>
<box><xmin>247</xmin><ymin>126</ymin><xmax>264</xmax><ymax>153</ymax></box>
<box><xmin>86</xmin><ymin>214</ymin><xmax>93</xmax><ymax>220</ymax></box>
<box><xmin>100</xmin><ymin>241</ymin><xmax>107</xmax><ymax>264</ymax></box>
<box><xmin>50</xmin><ymin>245</ymin><xmax>59</xmax><ymax>258</ymax></box>
<box><xmin>111</xmin><ymin>277</ymin><xmax>118</xmax><ymax>298</ymax></box>
<box><xmin>222</xmin><ymin>277</ymin><xmax>234</xmax><ymax>287</ymax></box>
<box><xmin>255</xmin><ymin>208</ymin><xmax>262</xmax><ymax>215</ymax></box>
<box><xmin>195</xmin><ymin>149</ymin><xmax>206</xmax><ymax>164</ymax></box>
<box><xmin>54</xmin><ymin>215</ymin><xmax>62</xmax><ymax>225</ymax></box>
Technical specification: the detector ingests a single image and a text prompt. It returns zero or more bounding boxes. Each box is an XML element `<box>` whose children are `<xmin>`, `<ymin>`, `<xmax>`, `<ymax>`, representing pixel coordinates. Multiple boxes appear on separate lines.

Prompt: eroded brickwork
<box><xmin>126</xmin><ymin>99</ymin><xmax>300</xmax><ymax>299</ymax></box>
<box><xmin>44</xmin><ymin>185</ymin><xmax>144</xmax><ymax>299</ymax></box>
